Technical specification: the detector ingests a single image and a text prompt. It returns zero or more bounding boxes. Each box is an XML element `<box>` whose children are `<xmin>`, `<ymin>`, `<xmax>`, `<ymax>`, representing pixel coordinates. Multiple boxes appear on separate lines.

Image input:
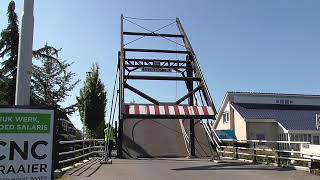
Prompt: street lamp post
<box><xmin>15</xmin><ymin>0</ymin><xmax>34</xmax><ymax>105</ymax></box>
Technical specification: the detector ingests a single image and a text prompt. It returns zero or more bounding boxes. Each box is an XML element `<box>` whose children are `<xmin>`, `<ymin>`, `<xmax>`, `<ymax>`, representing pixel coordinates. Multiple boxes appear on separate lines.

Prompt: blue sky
<box><xmin>1</xmin><ymin>0</ymin><xmax>320</xmax><ymax>129</ymax></box>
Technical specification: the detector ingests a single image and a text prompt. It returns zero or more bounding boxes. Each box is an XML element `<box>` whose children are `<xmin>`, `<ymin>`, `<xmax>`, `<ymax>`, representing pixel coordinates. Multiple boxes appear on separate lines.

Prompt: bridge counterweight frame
<box><xmin>117</xmin><ymin>15</ymin><xmax>217</xmax><ymax>158</ymax></box>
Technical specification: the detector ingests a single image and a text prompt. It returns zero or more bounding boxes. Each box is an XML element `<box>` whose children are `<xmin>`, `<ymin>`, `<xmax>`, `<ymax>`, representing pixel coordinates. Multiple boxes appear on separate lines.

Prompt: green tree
<box><xmin>31</xmin><ymin>43</ymin><xmax>80</xmax><ymax>113</ymax></box>
<box><xmin>0</xmin><ymin>1</ymin><xmax>60</xmax><ymax>105</ymax></box>
<box><xmin>0</xmin><ymin>1</ymin><xmax>19</xmax><ymax>104</ymax></box>
<box><xmin>77</xmin><ymin>64</ymin><xmax>107</xmax><ymax>138</ymax></box>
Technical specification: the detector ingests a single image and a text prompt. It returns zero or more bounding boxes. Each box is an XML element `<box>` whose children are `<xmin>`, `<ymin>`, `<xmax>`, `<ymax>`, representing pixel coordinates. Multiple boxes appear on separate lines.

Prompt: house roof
<box><xmin>227</xmin><ymin>91</ymin><xmax>320</xmax><ymax>98</ymax></box>
<box><xmin>232</xmin><ymin>103</ymin><xmax>320</xmax><ymax>131</ymax></box>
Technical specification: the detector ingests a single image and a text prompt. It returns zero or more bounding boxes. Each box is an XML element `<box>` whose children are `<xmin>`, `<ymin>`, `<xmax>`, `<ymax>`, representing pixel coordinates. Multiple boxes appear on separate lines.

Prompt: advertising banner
<box><xmin>0</xmin><ymin>108</ymin><xmax>54</xmax><ymax>180</ymax></box>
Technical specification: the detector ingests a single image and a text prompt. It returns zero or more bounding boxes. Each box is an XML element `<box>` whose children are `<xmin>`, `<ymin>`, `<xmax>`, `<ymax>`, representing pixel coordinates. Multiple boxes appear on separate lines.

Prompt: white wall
<box><xmin>233</xmin><ymin>108</ymin><xmax>247</xmax><ymax>140</ymax></box>
<box><xmin>215</xmin><ymin>102</ymin><xmax>231</xmax><ymax>130</ymax></box>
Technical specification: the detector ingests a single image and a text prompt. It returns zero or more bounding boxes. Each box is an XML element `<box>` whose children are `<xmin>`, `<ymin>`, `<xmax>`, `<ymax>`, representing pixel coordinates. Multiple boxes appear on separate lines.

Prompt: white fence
<box><xmin>219</xmin><ymin>139</ymin><xmax>320</xmax><ymax>166</ymax></box>
<box><xmin>301</xmin><ymin>144</ymin><xmax>320</xmax><ymax>160</ymax></box>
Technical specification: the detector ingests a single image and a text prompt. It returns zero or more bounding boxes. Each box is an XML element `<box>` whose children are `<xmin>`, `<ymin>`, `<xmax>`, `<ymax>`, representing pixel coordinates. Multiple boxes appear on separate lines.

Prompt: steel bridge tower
<box><xmin>116</xmin><ymin>15</ymin><xmax>218</xmax><ymax>158</ymax></box>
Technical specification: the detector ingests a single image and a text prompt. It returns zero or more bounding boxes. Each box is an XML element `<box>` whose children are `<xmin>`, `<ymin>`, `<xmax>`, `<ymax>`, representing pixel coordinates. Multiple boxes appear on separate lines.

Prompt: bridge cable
<box><xmin>106</xmin><ymin>91</ymin><xmax>119</xmax><ymax>161</ymax></box>
<box><xmin>104</xmin><ymin>65</ymin><xmax>119</xmax><ymax>161</ymax></box>
<box><xmin>194</xmin><ymin>94</ymin><xmax>215</xmax><ymax>154</ymax></box>
<box><xmin>124</xmin><ymin>18</ymin><xmax>186</xmax><ymax>48</ymax></box>
<box><xmin>107</xmin><ymin>66</ymin><xmax>119</xmax><ymax>127</ymax></box>
<box><xmin>124</xmin><ymin>21</ymin><xmax>176</xmax><ymax>46</ymax></box>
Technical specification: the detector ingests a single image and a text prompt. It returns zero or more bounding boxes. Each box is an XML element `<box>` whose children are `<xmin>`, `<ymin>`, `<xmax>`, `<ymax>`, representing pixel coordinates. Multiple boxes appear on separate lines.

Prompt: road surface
<box><xmin>59</xmin><ymin>158</ymin><xmax>319</xmax><ymax>180</ymax></box>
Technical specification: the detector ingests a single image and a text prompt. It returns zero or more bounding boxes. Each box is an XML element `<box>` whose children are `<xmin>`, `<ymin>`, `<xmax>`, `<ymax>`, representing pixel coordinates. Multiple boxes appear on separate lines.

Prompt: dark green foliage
<box><xmin>94</xmin><ymin>121</ymin><xmax>107</xmax><ymax>139</ymax></box>
<box><xmin>31</xmin><ymin>43</ymin><xmax>80</xmax><ymax>112</ymax></box>
<box><xmin>0</xmin><ymin>1</ymin><xmax>63</xmax><ymax>105</ymax></box>
<box><xmin>0</xmin><ymin>1</ymin><xmax>19</xmax><ymax>104</ymax></box>
<box><xmin>77</xmin><ymin>63</ymin><xmax>107</xmax><ymax>138</ymax></box>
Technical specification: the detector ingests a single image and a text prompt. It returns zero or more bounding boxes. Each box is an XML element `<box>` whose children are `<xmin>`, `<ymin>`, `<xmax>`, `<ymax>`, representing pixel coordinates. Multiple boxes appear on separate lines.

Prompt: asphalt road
<box><xmin>60</xmin><ymin>158</ymin><xmax>319</xmax><ymax>180</ymax></box>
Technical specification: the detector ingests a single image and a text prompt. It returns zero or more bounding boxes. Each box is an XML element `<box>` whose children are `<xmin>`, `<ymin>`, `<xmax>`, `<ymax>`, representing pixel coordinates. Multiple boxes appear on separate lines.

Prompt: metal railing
<box><xmin>202</xmin><ymin>121</ymin><xmax>220</xmax><ymax>149</ymax></box>
<box><xmin>179</xmin><ymin>119</ymin><xmax>191</xmax><ymax>155</ymax></box>
<box><xmin>57</xmin><ymin>139</ymin><xmax>105</xmax><ymax>169</ymax></box>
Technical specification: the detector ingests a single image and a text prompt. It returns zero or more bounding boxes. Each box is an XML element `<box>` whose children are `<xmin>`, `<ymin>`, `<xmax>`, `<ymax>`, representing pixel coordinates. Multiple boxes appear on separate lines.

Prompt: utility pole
<box><xmin>15</xmin><ymin>0</ymin><xmax>34</xmax><ymax>106</ymax></box>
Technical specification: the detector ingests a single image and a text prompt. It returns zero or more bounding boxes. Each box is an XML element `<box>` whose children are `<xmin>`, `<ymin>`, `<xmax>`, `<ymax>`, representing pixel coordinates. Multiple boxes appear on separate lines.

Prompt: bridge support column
<box><xmin>117</xmin><ymin>14</ymin><xmax>125</xmax><ymax>158</ymax></box>
<box><xmin>187</xmin><ymin>56</ymin><xmax>195</xmax><ymax>157</ymax></box>
<box><xmin>117</xmin><ymin>118</ymin><xmax>123</xmax><ymax>158</ymax></box>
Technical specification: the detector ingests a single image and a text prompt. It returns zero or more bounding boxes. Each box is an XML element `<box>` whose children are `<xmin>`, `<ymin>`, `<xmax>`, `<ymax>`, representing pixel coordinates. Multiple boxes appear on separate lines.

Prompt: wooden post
<box><xmin>277</xmin><ymin>143</ymin><xmax>281</xmax><ymax>166</ymax></box>
<box><xmin>253</xmin><ymin>142</ymin><xmax>257</xmax><ymax>163</ymax></box>
<box><xmin>235</xmin><ymin>147</ymin><xmax>239</xmax><ymax>159</ymax></box>
<box><xmin>221</xmin><ymin>147</ymin><xmax>224</xmax><ymax>157</ymax></box>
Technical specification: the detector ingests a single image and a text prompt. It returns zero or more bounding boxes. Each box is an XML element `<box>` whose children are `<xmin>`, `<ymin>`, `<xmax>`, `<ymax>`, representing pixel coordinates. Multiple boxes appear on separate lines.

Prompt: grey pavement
<box><xmin>59</xmin><ymin>158</ymin><xmax>320</xmax><ymax>180</ymax></box>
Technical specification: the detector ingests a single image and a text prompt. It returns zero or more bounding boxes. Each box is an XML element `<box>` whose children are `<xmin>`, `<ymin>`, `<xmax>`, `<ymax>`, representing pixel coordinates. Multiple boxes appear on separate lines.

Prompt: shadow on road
<box><xmin>172</xmin><ymin>161</ymin><xmax>294</xmax><ymax>172</ymax></box>
<box><xmin>67</xmin><ymin>157</ymin><xmax>104</xmax><ymax>177</ymax></box>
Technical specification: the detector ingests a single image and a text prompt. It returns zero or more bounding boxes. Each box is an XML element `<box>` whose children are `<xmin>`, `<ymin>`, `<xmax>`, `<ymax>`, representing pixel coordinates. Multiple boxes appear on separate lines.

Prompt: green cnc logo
<box><xmin>0</xmin><ymin>113</ymin><xmax>51</xmax><ymax>134</ymax></box>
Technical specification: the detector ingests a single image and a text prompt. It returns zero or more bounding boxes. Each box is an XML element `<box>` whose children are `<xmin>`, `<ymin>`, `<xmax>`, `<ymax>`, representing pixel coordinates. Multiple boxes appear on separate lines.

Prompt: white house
<box><xmin>214</xmin><ymin>92</ymin><xmax>320</xmax><ymax>145</ymax></box>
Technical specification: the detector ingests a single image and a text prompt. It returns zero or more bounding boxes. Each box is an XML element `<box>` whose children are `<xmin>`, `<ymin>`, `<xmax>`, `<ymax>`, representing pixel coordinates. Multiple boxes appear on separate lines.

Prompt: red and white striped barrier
<box><xmin>125</xmin><ymin>104</ymin><xmax>214</xmax><ymax>116</ymax></box>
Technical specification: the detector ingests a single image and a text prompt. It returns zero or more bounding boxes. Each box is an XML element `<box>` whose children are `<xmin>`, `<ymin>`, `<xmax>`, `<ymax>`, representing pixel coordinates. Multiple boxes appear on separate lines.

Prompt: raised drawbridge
<box><xmin>107</xmin><ymin>15</ymin><xmax>221</xmax><ymax>159</ymax></box>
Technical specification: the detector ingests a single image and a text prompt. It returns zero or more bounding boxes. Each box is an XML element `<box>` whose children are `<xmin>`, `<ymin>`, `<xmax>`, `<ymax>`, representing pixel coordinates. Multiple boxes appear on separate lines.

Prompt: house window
<box><xmin>302</xmin><ymin>134</ymin><xmax>312</xmax><ymax>142</ymax></box>
<box><xmin>276</xmin><ymin>99</ymin><xmax>293</xmax><ymax>104</ymax></box>
<box><xmin>290</xmin><ymin>134</ymin><xmax>294</xmax><ymax>141</ymax></box>
<box><xmin>308</xmin><ymin>134</ymin><xmax>312</xmax><ymax>142</ymax></box>
<box><xmin>256</xmin><ymin>134</ymin><xmax>266</xmax><ymax>140</ymax></box>
<box><xmin>279</xmin><ymin>133</ymin><xmax>288</xmax><ymax>141</ymax></box>
<box><xmin>223</xmin><ymin>111</ymin><xmax>229</xmax><ymax>123</ymax></box>
<box><xmin>313</xmin><ymin>136</ymin><xmax>320</xmax><ymax>145</ymax></box>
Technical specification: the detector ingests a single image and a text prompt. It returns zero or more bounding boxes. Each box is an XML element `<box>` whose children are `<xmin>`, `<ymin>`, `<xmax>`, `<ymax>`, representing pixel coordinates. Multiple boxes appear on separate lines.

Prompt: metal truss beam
<box><xmin>124</xmin><ymin>75</ymin><xmax>201</xmax><ymax>81</ymax></box>
<box><xmin>125</xmin><ymin>59</ymin><xmax>187</xmax><ymax>68</ymax></box>
<box><xmin>176</xmin><ymin>18</ymin><xmax>217</xmax><ymax>115</ymax></box>
<box><xmin>124</xmin><ymin>48</ymin><xmax>189</xmax><ymax>54</ymax></box>
<box><xmin>124</xmin><ymin>83</ymin><xmax>160</xmax><ymax>105</ymax></box>
<box><xmin>175</xmin><ymin>85</ymin><xmax>202</xmax><ymax>105</ymax></box>
<box><xmin>123</xmin><ymin>31</ymin><xmax>184</xmax><ymax>38</ymax></box>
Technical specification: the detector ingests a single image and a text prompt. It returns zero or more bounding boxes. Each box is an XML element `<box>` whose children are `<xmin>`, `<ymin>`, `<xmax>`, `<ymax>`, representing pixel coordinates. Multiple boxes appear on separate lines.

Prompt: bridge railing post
<box><xmin>253</xmin><ymin>142</ymin><xmax>257</xmax><ymax>163</ymax></box>
<box><xmin>235</xmin><ymin>147</ymin><xmax>239</xmax><ymax>160</ymax></box>
<box><xmin>276</xmin><ymin>142</ymin><xmax>281</xmax><ymax>166</ymax></box>
<box><xmin>89</xmin><ymin>140</ymin><xmax>92</xmax><ymax>156</ymax></box>
<box><xmin>221</xmin><ymin>147</ymin><xmax>224</xmax><ymax>157</ymax></box>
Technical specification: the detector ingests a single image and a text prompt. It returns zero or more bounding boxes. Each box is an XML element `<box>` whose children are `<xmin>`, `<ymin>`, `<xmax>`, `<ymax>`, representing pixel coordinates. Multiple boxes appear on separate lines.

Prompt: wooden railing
<box><xmin>218</xmin><ymin>139</ymin><xmax>320</xmax><ymax>167</ymax></box>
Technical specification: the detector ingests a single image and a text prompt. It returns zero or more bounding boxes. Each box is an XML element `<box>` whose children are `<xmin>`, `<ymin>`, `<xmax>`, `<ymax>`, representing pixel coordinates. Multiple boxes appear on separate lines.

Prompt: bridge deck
<box><xmin>59</xmin><ymin>158</ymin><xmax>318</xmax><ymax>180</ymax></box>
